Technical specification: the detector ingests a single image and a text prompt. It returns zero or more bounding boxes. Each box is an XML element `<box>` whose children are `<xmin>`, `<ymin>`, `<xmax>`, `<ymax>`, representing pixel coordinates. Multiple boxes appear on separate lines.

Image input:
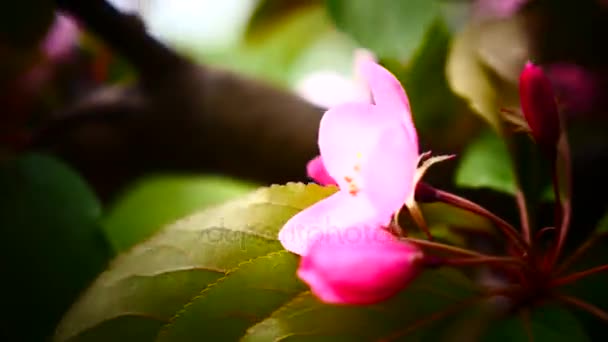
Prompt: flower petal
<box><xmin>358</xmin><ymin>60</ymin><xmax>418</xmax><ymax>152</ymax></box>
<box><xmin>362</xmin><ymin>119</ymin><xmax>419</xmax><ymax>218</ymax></box>
<box><xmin>278</xmin><ymin>191</ymin><xmax>385</xmax><ymax>256</ymax></box>
<box><xmin>298</xmin><ymin>226</ymin><xmax>423</xmax><ymax>305</ymax></box>
<box><xmin>306</xmin><ymin>156</ymin><xmax>337</xmax><ymax>186</ymax></box>
<box><xmin>318</xmin><ymin>102</ymin><xmax>391</xmax><ymax>191</ymax></box>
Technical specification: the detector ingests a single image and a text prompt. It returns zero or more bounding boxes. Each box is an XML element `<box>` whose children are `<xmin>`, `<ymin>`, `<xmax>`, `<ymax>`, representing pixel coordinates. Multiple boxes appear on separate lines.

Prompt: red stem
<box><xmin>548</xmin><ymin>135</ymin><xmax>573</xmax><ymax>269</ymax></box>
<box><xmin>433</xmin><ymin>189</ymin><xmax>530</xmax><ymax>256</ymax></box>
<box><xmin>552</xmin><ymin>264</ymin><xmax>608</xmax><ymax>287</ymax></box>
<box><xmin>555</xmin><ymin>232</ymin><xmax>608</xmax><ymax>275</ymax></box>
<box><xmin>516</xmin><ymin>190</ymin><xmax>532</xmax><ymax>246</ymax></box>
<box><xmin>403</xmin><ymin>237</ymin><xmax>485</xmax><ymax>258</ymax></box>
<box><xmin>444</xmin><ymin>256</ymin><xmax>524</xmax><ymax>268</ymax></box>
<box><xmin>554</xmin><ymin>294</ymin><xmax>608</xmax><ymax>323</ymax></box>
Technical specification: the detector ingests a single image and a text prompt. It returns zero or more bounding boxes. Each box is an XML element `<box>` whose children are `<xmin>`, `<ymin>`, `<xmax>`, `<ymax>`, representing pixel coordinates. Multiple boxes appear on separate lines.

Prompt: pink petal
<box><xmin>298</xmin><ymin>226</ymin><xmax>423</xmax><ymax>305</ymax></box>
<box><xmin>362</xmin><ymin>119</ymin><xmax>419</xmax><ymax>219</ymax></box>
<box><xmin>318</xmin><ymin>102</ymin><xmax>391</xmax><ymax>191</ymax></box>
<box><xmin>319</xmin><ymin>103</ymin><xmax>416</xmax><ymax>218</ymax></box>
<box><xmin>357</xmin><ymin>60</ymin><xmax>418</xmax><ymax>152</ymax></box>
<box><xmin>278</xmin><ymin>192</ymin><xmax>385</xmax><ymax>256</ymax></box>
<box><xmin>306</xmin><ymin>156</ymin><xmax>338</xmax><ymax>186</ymax></box>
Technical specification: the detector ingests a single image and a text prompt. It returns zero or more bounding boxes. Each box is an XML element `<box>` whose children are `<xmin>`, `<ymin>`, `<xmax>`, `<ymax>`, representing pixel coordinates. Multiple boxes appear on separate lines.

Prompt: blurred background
<box><xmin>2</xmin><ymin>0</ymin><xmax>608</xmax><ymax>340</ymax></box>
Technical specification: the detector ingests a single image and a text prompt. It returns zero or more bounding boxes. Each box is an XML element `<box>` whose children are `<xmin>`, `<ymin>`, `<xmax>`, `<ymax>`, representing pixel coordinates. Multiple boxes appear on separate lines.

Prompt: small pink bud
<box><xmin>519</xmin><ymin>61</ymin><xmax>561</xmax><ymax>156</ymax></box>
<box><xmin>306</xmin><ymin>155</ymin><xmax>338</xmax><ymax>186</ymax></box>
<box><xmin>297</xmin><ymin>226</ymin><xmax>423</xmax><ymax>305</ymax></box>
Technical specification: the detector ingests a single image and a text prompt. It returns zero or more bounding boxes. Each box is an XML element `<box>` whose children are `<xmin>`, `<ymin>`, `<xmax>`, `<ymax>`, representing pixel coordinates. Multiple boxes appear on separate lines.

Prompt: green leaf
<box><xmin>55</xmin><ymin>183</ymin><xmax>335</xmax><ymax>341</ymax></box>
<box><xmin>481</xmin><ymin>305</ymin><xmax>589</xmax><ymax>341</ymax></box>
<box><xmin>559</xmin><ymin>233</ymin><xmax>608</xmax><ymax>340</ymax></box>
<box><xmin>326</xmin><ymin>0</ymin><xmax>441</xmax><ymax>61</ymax></box>
<box><xmin>239</xmin><ymin>269</ymin><xmax>476</xmax><ymax>342</ymax></box>
<box><xmin>102</xmin><ymin>174</ymin><xmax>257</xmax><ymax>252</ymax></box>
<box><xmin>446</xmin><ymin>19</ymin><xmax>522</xmax><ymax>132</ymax></box>
<box><xmin>0</xmin><ymin>154</ymin><xmax>111</xmax><ymax>341</ymax></box>
<box><xmin>200</xmin><ymin>5</ymin><xmax>331</xmax><ymax>86</ymax></box>
<box><xmin>384</xmin><ymin>17</ymin><xmax>482</xmax><ymax>153</ymax></box>
<box><xmin>56</xmin><ymin>183</ymin><xmax>479</xmax><ymax>341</ymax></box>
<box><xmin>456</xmin><ymin>129</ymin><xmax>517</xmax><ymax>195</ymax></box>
<box><xmin>596</xmin><ymin>212</ymin><xmax>608</xmax><ymax>234</ymax></box>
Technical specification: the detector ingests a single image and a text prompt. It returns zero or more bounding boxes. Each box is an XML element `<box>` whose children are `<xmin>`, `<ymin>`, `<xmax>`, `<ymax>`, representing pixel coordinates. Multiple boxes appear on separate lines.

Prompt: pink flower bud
<box><xmin>297</xmin><ymin>226</ymin><xmax>423</xmax><ymax>305</ymax></box>
<box><xmin>519</xmin><ymin>61</ymin><xmax>561</xmax><ymax>156</ymax></box>
<box><xmin>306</xmin><ymin>155</ymin><xmax>338</xmax><ymax>186</ymax></box>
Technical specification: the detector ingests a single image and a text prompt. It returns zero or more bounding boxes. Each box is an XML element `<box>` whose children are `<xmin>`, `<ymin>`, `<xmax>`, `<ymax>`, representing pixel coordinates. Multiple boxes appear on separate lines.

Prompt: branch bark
<box><xmin>41</xmin><ymin>0</ymin><xmax>323</xmax><ymax>200</ymax></box>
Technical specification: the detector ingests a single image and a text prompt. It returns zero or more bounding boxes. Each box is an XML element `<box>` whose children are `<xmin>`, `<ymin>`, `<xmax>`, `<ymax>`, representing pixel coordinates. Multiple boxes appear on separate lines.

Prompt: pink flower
<box><xmin>519</xmin><ymin>61</ymin><xmax>561</xmax><ymax>156</ymax></box>
<box><xmin>280</xmin><ymin>60</ymin><xmax>419</xmax><ymax>256</ymax></box>
<box><xmin>280</xmin><ymin>59</ymin><xmax>449</xmax><ymax>256</ymax></box>
<box><xmin>41</xmin><ymin>13</ymin><xmax>79</xmax><ymax>62</ymax></box>
<box><xmin>298</xmin><ymin>226</ymin><xmax>423</xmax><ymax>305</ymax></box>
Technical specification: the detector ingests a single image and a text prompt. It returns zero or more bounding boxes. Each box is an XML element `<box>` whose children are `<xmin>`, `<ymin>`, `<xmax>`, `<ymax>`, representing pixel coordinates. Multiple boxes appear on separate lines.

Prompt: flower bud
<box><xmin>297</xmin><ymin>226</ymin><xmax>423</xmax><ymax>305</ymax></box>
<box><xmin>519</xmin><ymin>61</ymin><xmax>561</xmax><ymax>157</ymax></box>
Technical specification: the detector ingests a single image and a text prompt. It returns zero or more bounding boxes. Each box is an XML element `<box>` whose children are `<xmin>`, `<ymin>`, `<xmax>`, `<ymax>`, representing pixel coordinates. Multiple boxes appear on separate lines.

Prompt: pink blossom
<box><xmin>41</xmin><ymin>13</ymin><xmax>80</xmax><ymax>62</ymax></box>
<box><xmin>279</xmin><ymin>60</ymin><xmax>420</xmax><ymax>256</ymax></box>
<box><xmin>294</xmin><ymin>49</ymin><xmax>375</xmax><ymax>108</ymax></box>
<box><xmin>298</xmin><ymin>226</ymin><xmax>423</xmax><ymax>305</ymax></box>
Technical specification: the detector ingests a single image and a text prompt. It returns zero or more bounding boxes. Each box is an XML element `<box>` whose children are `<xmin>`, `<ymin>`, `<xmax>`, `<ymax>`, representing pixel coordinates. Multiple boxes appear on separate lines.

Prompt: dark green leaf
<box><xmin>559</xmin><ymin>234</ymin><xmax>608</xmax><ymax>340</ymax></box>
<box><xmin>56</xmin><ymin>183</ymin><xmax>479</xmax><ymax>341</ymax></box>
<box><xmin>326</xmin><ymin>0</ymin><xmax>440</xmax><ymax>61</ymax></box>
<box><xmin>102</xmin><ymin>174</ymin><xmax>256</xmax><ymax>252</ymax></box>
<box><xmin>55</xmin><ymin>183</ymin><xmax>336</xmax><ymax>341</ymax></box>
<box><xmin>481</xmin><ymin>305</ymin><xmax>589</xmax><ymax>341</ymax></box>
<box><xmin>384</xmin><ymin>17</ymin><xmax>481</xmax><ymax>153</ymax></box>
<box><xmin>456</xmin><ymin>129</ymin><xmax>517</xmax><ymax>194</ymax></box>
<box><xmin>0</xmin><ymin>154</ymin><xmax>111</xmax><ymax>341</ymax></box>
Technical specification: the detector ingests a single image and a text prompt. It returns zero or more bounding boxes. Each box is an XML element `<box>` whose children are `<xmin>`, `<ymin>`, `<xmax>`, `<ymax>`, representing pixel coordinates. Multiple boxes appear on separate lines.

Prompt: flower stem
<box><xmin>516</xmin><ymin>190</ymin><xmax>532</xmax><ymax>246</ymax></box>
<box><xmin>403</xmin><ymin>237</ymin><xmax>485</xmax><ymax>258</ymax></box>
<box><xmin>548</xmin><ymin>135</ymin><xmax>573</xmax><ymax>269</ymax></box>
<box><xmin>555</xmin><ymin>232</ymin><xmax>608</xmax><ymax>275</ymax></box>
<box><xmin>552</xmin><ymin>264</ymin><xmax>608</xmax><ymax>287</ymax></box>
<box><xmin>554</xmin><ymin>294</ymin><xmax>608</xmax><ymax>323</ymax></box>
<box><xmin>432</xmin><ymin>188</ymin><xmax>529</xmax><ymax>255</ymax></box>
<box><xmin>443</xmin><ymin>256</ymin><xmax>525</xmax><ymax>268</ymax></box>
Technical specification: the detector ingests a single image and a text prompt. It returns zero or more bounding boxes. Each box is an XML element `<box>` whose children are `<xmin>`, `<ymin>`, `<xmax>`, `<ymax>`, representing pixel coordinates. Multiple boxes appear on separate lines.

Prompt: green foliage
<box><xmin>0</xmin><ymin>154</ymin><xmax>111</xmax><ymax>341</ymax></box>
<box><xmin>456</xmin><ymin>129</ymin><xmax>517</xmax><ymax>195</ymax></box>
<box><xmin>446</xmin><ymin>17</ymin><xmax>525</xmax><ymax>132</ymax></box>
<box><xmin>103</xmin><ymin>174</ymin><xmax>256</xmax><ymax>252</ymax></box>
<box><xmin>559</xmin><ymin>219</ymin><xmax>608</xmax><ymax>340</ymax></box>
<box><xmin>200</xmin><ymin>5</ymin><xmax>331</xmax><ymax>86</ymax></box>
<box><xmin>56</xmin><ymin>183</ymin><xmax>481</xmax><ymax>341</ymax></box>
<box><xmin>326</xmin><ymin>0</ymin><xmax>440</xmax><ymax>61</ymax></box>
<box><xmin>481</xmin><ymin>305</ymin><xmax>589</xmax><ymax>341</ymax></box>
<box><xmin>387</xmin><ymin>17</ymin><xmax>480</xmax><ymax>152</ymax></box>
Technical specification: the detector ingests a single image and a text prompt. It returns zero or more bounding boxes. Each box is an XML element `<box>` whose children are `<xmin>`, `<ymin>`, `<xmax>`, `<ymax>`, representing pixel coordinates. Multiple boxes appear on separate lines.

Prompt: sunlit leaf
<box><xmin>0</xmin><ymin>154</ymin><xmax>111</xmax><ymax>341</ymax></box>
<box><xmin>326</xmin><ymin>0</ymin><xmax>441</xmax><ymax>61</ymax></box>
<box><xmin>200</xmin><ymin>5</ymin><xmax>330</xmax><ymax>86</ymax></box>
<box><xmin>103</xmin><ymin>174</ymin><xmax>256</xmax><ymax>252</ymax></box>
<box><xmin>446</xmin><ymin>20</ymin><xmax>521</xmax><ymax>132</ymax></box>
<box><xmin>56</xmin><ymin>183</ymin><xmax>479</xmax><ymax>341</ymax></box>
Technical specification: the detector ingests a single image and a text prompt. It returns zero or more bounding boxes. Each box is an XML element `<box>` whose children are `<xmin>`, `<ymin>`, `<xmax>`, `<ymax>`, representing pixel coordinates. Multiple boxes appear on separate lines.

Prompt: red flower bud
<box><xmin>519</xmin><ymin>61</ymin><xmax>561</xmax><ymax>156</ymax></box>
